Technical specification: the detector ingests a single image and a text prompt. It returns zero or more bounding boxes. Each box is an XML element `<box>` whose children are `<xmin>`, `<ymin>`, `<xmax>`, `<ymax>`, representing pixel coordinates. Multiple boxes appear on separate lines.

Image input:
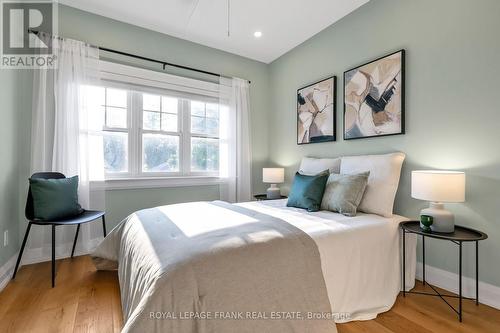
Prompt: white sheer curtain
<box><xmin>219</xmin><ymin>77</ymin><xmax>252</xmax><ymax>202</ymax></box>
<box><xmin>27</xmin><ymin>33</ymin><xmax>104</xmax><ymax>262</ymax></box>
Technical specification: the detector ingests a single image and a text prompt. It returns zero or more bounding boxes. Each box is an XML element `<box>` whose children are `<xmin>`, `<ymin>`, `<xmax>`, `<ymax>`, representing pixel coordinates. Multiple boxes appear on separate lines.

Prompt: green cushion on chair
<box><xmin>286</xmin><ymin>171</ymin><xmax>329</xmax><ymax>212</ymax></box>
<box><xmin>29</xmin><ymin>176</ymin><xmax>83</xmax><ymax>221</ymax></box>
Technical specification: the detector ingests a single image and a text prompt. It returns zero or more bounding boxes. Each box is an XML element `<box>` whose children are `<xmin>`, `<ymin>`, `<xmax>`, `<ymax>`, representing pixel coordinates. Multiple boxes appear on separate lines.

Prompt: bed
<box><xmin>92</xmin><ymin>152</ymin><xmax>417</xmax><ymax>332</ymax></box>
<box><xmin>92</xmin><ymin>199</ymin><xmax>416</xmax><ymax>333</ymax></box>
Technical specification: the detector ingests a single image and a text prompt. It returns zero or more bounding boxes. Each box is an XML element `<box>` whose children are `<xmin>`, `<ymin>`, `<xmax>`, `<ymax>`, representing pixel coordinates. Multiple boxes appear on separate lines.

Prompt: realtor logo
<box><xmin>1</xmin><ymin>0</ymin><xmax>57</xmax><ymax>68</ymax></box>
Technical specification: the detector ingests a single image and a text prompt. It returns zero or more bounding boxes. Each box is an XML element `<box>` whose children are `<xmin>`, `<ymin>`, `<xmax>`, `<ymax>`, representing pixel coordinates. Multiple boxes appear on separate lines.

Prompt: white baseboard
<box><xmin>416</xmin><ymin>262</ymin><xmax>500</xmax><ymax>310</ymax></box>
<box><xmin>0</xmin><ymin>255</ymin><xmax>17</xmax><ymax>292</ymax></box>
<box><xmin>20</xmin><ymin>237</ymin><xmax>102</xmax><ymax>266</ymax></box>
<box><xmin>0</xmin><ymin>236</ymin><xmax>102</xmax><ymax>293</ymax></box>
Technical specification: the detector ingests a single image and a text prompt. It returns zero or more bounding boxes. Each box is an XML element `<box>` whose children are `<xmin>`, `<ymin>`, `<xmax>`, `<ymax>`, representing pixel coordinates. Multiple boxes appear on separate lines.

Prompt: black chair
<box><xmin>12</xmin><ymin>172</ymin><xmax>107</xmax><ymax>287</ymax></box>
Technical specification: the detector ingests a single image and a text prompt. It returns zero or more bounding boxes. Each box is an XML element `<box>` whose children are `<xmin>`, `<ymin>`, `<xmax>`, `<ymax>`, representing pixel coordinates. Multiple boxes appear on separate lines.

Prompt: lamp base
<box><xmin>266</xmin><ymin>184</ymin><xmax>281</xmax><ymax>199</ymax></box>
<box><xmin>420</xmin><ymin>202</ymin><xmax>455</xmax><ymax>233</ymax></box>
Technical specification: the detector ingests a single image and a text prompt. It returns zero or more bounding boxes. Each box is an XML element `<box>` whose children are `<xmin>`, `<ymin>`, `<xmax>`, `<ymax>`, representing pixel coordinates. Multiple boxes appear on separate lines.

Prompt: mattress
<box><xmin>237</xmin><ymin>199</ymin><xmax>417</xmax><ymax>322</ymax></box>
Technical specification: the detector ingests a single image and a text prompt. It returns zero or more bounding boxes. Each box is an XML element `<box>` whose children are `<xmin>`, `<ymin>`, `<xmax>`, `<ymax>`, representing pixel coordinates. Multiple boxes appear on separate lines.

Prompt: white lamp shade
<box><xmin>263</xmin><ymin>168</ymin><xmax>284</xmax><ymax>184</ymax></box>
<box><xmin>411</xmin><ymin>170</ymin><xmax>465</xmax><ymax>203</ymax></box>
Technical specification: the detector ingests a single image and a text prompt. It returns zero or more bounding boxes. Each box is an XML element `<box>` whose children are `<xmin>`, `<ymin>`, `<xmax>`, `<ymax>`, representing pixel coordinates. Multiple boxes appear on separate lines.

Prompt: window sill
<box><xmin>90</xmin><ymin>176</ymin><xmax>227</xmax><ymax>191</ymax></box>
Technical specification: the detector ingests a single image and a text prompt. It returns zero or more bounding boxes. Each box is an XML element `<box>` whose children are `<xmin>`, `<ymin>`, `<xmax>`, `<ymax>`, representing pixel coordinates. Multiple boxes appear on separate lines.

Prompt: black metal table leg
<box><xmin>52</xmin><ymin>225</ymin><xmax>56</xmax><ymax>288</ymax></box>
<box><xmin>476</xmin><ymin>240</ymin><xmax>479</xmax><ymax>306</ymax></box>
<box><xmin>423</xmin><ymin>235</ymin><xmax>426</xmax><ymax>286</ymax></box>
<box><xmin>459</xmin><ymin>241</ymin><xmax>462</xmax><ymax>322</ymax></box>
<box><xmin>403</xmin><ymin>228</ymin><xmax>406</xmax><ymax>296</ymax></box>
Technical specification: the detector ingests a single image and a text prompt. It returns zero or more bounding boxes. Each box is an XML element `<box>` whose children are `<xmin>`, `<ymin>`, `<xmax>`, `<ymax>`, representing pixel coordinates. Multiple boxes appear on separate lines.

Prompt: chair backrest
<box><xmin>25</xmin><ymin>172</ymin><xmax>66</xmax><ymax>221</ymax></box>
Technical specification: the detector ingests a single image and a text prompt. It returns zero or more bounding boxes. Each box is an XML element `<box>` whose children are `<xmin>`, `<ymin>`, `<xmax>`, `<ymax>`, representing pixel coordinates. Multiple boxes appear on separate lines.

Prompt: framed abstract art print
<box><xmin>297</xmin><ymin>76</ymin><xmax>336</xmax><ymax>145</ymax></box>
<box><xmin>344</xmin><ymin>49</ymin><xmax>405</xmax><ymax>140</ymax></box>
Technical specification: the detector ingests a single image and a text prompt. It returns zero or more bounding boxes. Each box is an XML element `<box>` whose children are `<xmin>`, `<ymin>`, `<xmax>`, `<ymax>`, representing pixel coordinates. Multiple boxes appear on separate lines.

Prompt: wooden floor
<box><xmin>0</xmin><ymin>256</ymin><xmax>122</xmax><ymax>333</ymax></box>
<box><xmin>1</xmin><ymin>256</ymin><xmax>499</xmax><ymax>333</ymax></box>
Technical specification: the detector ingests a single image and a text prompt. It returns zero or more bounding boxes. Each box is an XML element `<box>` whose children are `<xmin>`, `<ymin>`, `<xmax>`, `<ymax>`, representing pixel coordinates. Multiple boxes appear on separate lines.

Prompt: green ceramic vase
<box><xmin>420</xmin><ymin>215</ymin><xmax>433</xmax><ymax>232</ymax></box>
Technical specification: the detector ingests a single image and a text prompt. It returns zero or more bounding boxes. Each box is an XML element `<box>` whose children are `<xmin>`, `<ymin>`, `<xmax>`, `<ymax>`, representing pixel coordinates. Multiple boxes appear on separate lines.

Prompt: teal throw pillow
<box><xmin>286</xmin><ymin>171</ymin><xmax>329</xmax><ymax>212</ymax></box>
<box><xmin>29</xmin><ymin>176</ymin><xmax>83</xmax><ymax>221</ymax></box>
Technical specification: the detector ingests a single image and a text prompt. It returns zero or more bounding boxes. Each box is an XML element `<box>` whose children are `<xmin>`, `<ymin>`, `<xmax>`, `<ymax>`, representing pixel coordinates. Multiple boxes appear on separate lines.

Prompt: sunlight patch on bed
<box><xmin>157</xmin><ymin>202</ymin><xmax>258</xmax><ymax>237</ymax></box>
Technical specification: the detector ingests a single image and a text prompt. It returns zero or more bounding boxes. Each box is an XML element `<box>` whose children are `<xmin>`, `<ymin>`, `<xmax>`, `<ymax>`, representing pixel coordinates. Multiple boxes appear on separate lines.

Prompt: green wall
<box><xmin>268</xmin><ymin>0</ymin><xmax>500</xmax><ymax>287</ymax></box>
<box><xmin>105</xmin><ymin>186</ymin><xmax>220</xmax><ymax>225</ymax></box>
<box><xmin>0</xmin><ymin>70</ymin><xmax>21</xmax><ymax>266</ymax></box>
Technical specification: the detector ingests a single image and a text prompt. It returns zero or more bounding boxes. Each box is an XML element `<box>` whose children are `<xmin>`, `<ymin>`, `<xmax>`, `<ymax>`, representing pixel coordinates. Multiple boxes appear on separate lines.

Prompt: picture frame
<box><xmin>343</xmin><ymin>49</ymin><xmax>405</xmax><ymax>140</ymax></box>
<box><xmin>297</xmin><ymin>76</ymin><xmax>336</xmax><ymax>145</ymax></box>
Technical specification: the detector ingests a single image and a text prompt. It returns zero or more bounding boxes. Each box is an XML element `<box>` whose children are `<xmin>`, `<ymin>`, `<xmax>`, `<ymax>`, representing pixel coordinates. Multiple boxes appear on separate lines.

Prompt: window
<box><xmin>88</xmin><ymin>85</ymin><xmax>221</xmax><ymax>179</ymax></box>
<box><xmin>190</xmin><ymin>101</ymin><xmax>219</xmax><ymax>172</ymax></box>
<box><xmin>102</xmin><ymin>88</ymin><xmax>129</xmax><ymax>173</ymax></box>
<box><xmin>142</xmin><ymin>94</ymin><xmax>180</xmax><ymax>173</ymax></box>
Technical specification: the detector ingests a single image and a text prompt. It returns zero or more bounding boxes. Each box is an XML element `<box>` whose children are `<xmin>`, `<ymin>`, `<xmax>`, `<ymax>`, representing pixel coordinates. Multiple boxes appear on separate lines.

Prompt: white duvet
<box><xmin>237</xmin><ymin>199</ymin><xmax>417</xmax><ymax>322</ymax></box>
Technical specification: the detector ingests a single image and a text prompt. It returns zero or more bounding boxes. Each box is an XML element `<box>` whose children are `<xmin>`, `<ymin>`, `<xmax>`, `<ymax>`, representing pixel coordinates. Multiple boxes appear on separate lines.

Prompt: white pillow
<box><xmin>340</xmin><ymin>152</ymin><xmax>405</xmax><ymax>217</ymax></box>
<box><xmin>299</xmin><ymin>157</ymin><xmax>341</xmax><ymax>176</ymax></box>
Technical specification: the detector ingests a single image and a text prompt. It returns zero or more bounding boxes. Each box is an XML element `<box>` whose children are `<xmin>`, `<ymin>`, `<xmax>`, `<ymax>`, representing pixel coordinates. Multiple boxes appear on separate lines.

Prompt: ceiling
<box><xmin>60</xmin><ymin>0</ymin><xmax>369</xmax><ymax>63</ymax></box>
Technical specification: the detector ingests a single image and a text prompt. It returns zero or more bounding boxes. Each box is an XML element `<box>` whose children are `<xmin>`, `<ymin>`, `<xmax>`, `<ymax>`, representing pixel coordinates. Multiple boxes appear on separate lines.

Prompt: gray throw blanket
<box><xmin>92</xmin><ymin>201</ymin><xmax>336</xmax><ymax>333</ymax></box>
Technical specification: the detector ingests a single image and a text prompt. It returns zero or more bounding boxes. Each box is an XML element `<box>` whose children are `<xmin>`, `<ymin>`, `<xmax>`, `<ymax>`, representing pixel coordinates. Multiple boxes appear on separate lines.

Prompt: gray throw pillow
<box><xmin>320</xmin><ymin>172</ymin><xmax>370</xmax><ymax>216</ymax></box>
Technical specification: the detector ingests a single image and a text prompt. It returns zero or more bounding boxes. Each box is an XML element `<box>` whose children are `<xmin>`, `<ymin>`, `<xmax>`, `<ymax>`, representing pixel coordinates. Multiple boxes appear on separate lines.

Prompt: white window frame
<box><xmin>92</xmin><ymin>61</ymin><xmax>226</xmax><ymax>189</ymax></box>
<box><xmin>135</xmin><ymin>92</ymin><xmax>182</xmax><ymax>178</ymax></box>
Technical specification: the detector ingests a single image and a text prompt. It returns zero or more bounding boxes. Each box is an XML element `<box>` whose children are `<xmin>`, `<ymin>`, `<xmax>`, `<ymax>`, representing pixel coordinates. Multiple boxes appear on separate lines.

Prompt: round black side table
<box><xmin>254</xmin><ymin>194</ymin><xmax>288</xmax><ymax>201</ymax></box>
<box><xmin>400</xmin><ymin>221</ymin><xmax>488</xmax><ymax>322</ymax></box>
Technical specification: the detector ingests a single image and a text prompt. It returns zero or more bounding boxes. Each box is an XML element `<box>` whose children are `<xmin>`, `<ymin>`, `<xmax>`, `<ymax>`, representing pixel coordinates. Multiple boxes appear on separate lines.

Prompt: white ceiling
<box><xmin>60</xmin><ymin>0</ymin><xmax>369</xmax><ymax>63</ymax></box>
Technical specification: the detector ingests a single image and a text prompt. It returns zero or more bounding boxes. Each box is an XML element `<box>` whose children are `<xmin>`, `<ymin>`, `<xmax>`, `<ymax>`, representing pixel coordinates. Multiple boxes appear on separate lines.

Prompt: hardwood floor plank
<box><xmin>374</xmin><ymin>310</ymin><xmax>434</xmax><ymax>333</ymax></box>
<box><xmin>0</xmin><ymin>261</ymin><xmax>49</xmax><ymax>332</ymax></box>
<box><xmin>392</xmin><ymin>282</ymin><xmax>500</xmax><ymax>333</ymax></box>
<box><xmin>73</xmin><ymin>258</ymin><xmax>118</xmax><ymax>333</ymax></box>
<box><xmin>0</xmin><ymin>262</ymin><xmax>34</xmax><ymax>317</ymax></box>
<box><xmin>1</xmin><ymin>255</ymin><xmax>500</xmax><ymax>333</ymax></box>
<box><xmin>338</xmin><ymin>319</ymin><xmax>394</xmax><ymax>333</ymax></box>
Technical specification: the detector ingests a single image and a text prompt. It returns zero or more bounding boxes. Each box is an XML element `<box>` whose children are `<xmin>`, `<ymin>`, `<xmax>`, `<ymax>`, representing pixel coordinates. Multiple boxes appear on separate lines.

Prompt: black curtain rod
<box><xmin>29</xmin><ymin>29</ymin><xmax>250</xmax><ymax>83</ymax></box>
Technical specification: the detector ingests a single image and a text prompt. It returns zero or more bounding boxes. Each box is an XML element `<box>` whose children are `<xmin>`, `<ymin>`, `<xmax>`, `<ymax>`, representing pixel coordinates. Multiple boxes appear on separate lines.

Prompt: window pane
<box><xmin>143</xmin><ymin>111</ymin><xmax>161</xmax><ymax>130</ymax></box>
<box><xmin>191</xmin><ymin>101</ymin><xmax>205</xmax><ymax>116</ymax></box>
<box><xmin>191</xmin><ymin>137</ymin><xmax>219</xmax><ymax>172</ymax></box>
<box><xmin>106</xmin><ymin>88</ymin><xmax>127</xmax><ymax>108</ymax></box>
<box><xmin>161</xmin><ymin>113</ymin><xmax>177</xmax><ymax>132</ymax></box>
<box><xmin>206</xmin><ymin>103</ymin><xmax>219</xmax><ymax>119</ymax></box>
<box><xmin>106</xmin><ymin>107</ymin><xmax>127</xmax><ymax>128</ymax></box>
<box><xmin>162</xmin><ymin>96</ymin><xmax>178</xmax><ymax>114</ymax></box>
<box><xmin>191</xmin><ymin>116</ymin><xmax>219</xmax><ymax>136</ymax></box>
<box><xmin>206</xmin><ymin>117</ymin><xmax>219</xmax><ymax>136</ymax></box>
<box><xmin>143</xmin><ymin>93</ymin><xmax>160</xmax><ymax>111</ymax></box>
<box><xmin>191</xmin><ymin>116</ymin><xmax>205</xmax><ymax>134</ymax></box>
<box><xmin>103</xmin><ymin>132</ymin><xmax>128</xmax><ymax>173</ymax></box>
<box><xmin>142</xmin><ymin>134</ymin><xmax>179</xmax><ymax>172</ymax></box>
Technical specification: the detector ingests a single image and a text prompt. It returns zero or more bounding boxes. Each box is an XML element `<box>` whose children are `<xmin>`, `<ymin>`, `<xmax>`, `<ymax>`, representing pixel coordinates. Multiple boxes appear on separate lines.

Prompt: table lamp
<box><xmin>411</xmin><ymin>170</ymin><xmax>465</xmax><ymax>233</ymax></box>
<box><xmin>263</xmin><ymin>168</ymin><xmax>284</xmax><ymax>199</ymax></box>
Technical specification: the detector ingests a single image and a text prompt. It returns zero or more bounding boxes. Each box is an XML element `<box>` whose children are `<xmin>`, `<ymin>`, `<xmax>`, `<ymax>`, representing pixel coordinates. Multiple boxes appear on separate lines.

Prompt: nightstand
<box><xmin>253</xmin><ymin>194</ymin><xmax>287</xmax><ymax>201</ymax></box>
<box><xmin>400</xmin><ymin>221</ymin><xmax>488</xmax><ymax>322</ymax></box>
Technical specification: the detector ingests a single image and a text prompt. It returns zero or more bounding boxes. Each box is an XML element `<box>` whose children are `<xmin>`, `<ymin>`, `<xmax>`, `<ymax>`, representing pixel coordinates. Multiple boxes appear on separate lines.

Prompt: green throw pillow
<box><xmin>320</xmin><ymin>172</ymin><xmax>370</xmax><ymax>216</ymax></box>
<box><xmin>286</xmin><ymin>171</ymin><xmax>329</xmax><ymax>212</ymax></box>
<box><xmin>29</xmin><ymin>176</ymin><xmax>82</xmax><ymax>221</ymax></box>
